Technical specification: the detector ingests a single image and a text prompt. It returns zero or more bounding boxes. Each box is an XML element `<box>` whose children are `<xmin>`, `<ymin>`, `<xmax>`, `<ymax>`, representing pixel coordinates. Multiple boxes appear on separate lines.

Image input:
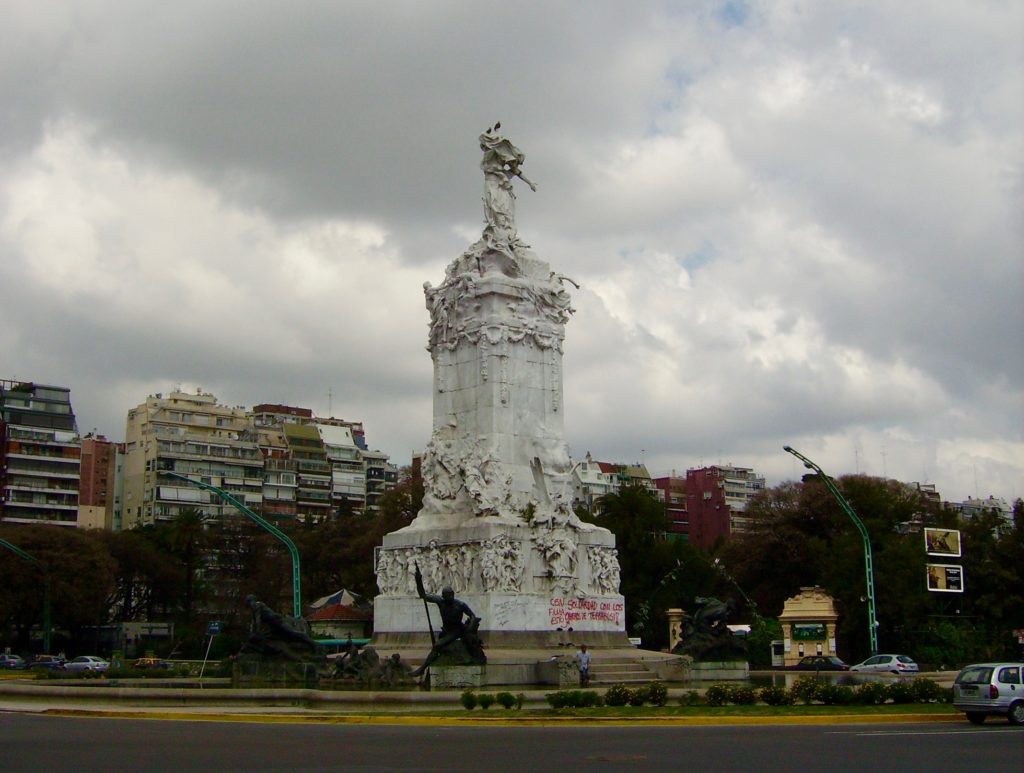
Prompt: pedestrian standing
<box><xmin>574</xmin><ymin>643</ymin><xmax>591</xmax><ymax>687</ymax></box>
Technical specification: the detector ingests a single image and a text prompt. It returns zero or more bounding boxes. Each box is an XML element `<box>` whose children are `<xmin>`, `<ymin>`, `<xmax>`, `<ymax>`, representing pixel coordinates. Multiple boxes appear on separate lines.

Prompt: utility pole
<box><xmin>784</xmin><ymin>446</ymin><xmax>879</xmax><ymax>655</ymax></box>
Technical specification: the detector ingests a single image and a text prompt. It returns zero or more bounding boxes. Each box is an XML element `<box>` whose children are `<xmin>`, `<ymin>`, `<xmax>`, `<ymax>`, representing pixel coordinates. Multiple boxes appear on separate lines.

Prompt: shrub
<box><xmin>886</xmin><ymin>680</ymin><xmax>917</xmax><ymax>705</ymax></box>
<box><xmin>678</xmin><ymin>690</ymin><xmax>703</xmax><ymax>706</ymax></box>
<box><xmin>460</xmin><ymin>690</ymin><xmax>477</xmax><ymax>710</ymax></box>
<box><xmin>704</xmin><ymin>683</ymin><xmax>732</xmax><ymax>707</ymax></box>
<box><xmin>604</xmin><ymin>683</ymin><xmax>632</xmax><ymax>707</ymax></box>
<box><xmin>627</xmin><ymin>687</ymin><xmax>646</xmax><ymax>706</ymax></box>
<box><xmin>546</xmin><ymin>691</ymin><xmax>568</xmax><ymax>709</ymax></box>
<box><xmin>646</xmin><ymin>681</ymin><xmax>668</xmax><ymax>707</ymax></box>
<box><xmin>546</xmin><ymin>689</ymin><xmax>602</xmax><ymax>708</ymax></box>
<box><xmin>759</xmin><ymin>685</ymin><xmax>793</xmax><ymax>706</ymax></box>
<box><xmin>728</xmin><ymin>685</ymin><xmax>758</xmax><ymax>705</ymax></box>
<box><xmin>910</xmin><ymin>678</ymin><xmax>949</xmax><ymax>704</ymax></box>
<box><xmin>853</xmin><ymin>681</ymin><xmax>888</xmax><ymax>705</ymax></box>
<box><xmin>789</xmin><ymin>675</ymin><xmax>822</xmax><ymax>705</ymax></box>
<box><xmin>496</xmin><ymin>691</ymin><xmax>516</xmax><ymax>710</ymax></box>
<box><xmin>477</xmin><ymin>693</ymin><xmax>495</xmax><ymax>710</ymax></box>
<box><xmin>514</xmin><ymin>693</ymin><xmax>525</xmax><ymax>710</ymax></box>
<box><xmin>818</xmin><ymin>683</ymin><xmax>855</xmax><ymax>706</ymax></box>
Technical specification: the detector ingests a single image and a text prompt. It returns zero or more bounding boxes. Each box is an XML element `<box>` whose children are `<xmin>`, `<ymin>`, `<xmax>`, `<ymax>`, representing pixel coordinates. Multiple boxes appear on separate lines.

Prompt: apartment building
<box><xmin>255</xmin><ymin>406</ymin><xmax>395</xmax><ymax>518</ymax></box>
<box><xmin>684</xmin><ymin>464</ymin><xmax>765</xmax><ymax>550</ymax></box>
<box><xmin>571</xmin><ymin>452</ymin><xmax>620</xmax><ymax>513</ymax></box>
<box><xmin>78</xmin><ymin>433</ymin><xmax>124</xmax><ymax>530</ymax></box>
<box><xmin>317</xmin><ymin>423</ymin><xmax>365</xmax><ymax>514</ymax></box>
<box><xmin>121</xmin><ymin>390</ymin><xmax>264</xmax><ymax>527</ymax></box>
<box><xmin>570</xmin><ymin>453</ymin><xmax>660</xmax><ymax>514</ymax></box>
<box><xmin>362</xmin><ymin>447</ymin><xmax>397</xmax><ymax>512</ymax></box>
<box><xmin>652</xmin><ymin>474</ymin><xmax>688</xmax><ymax>537</ymax></box>
<box><xmin>0</xmin><ymin>380</ymin><xmax>81</xmax><ymax>526</ymax></box>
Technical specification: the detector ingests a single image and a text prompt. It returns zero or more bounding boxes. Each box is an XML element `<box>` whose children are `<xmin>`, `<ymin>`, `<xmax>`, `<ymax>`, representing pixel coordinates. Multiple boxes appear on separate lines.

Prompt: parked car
<box><xmin>64</xmin><ymin>656</ymin><xmax>110</xmax><ymax>674</ymax></box>
<box><xmin>849</xmin><ymin>654</ymin><xmax>919</xmax><ymax>674</ymax></box>
<box><xmin>0</xmin><ymin>653</ymin><xmax>27</xmax><ymax>670</ymax></box>
<box><xmin>952</xmin><ymin>662</ymin><xmax>1024</xmax><ymax>725</ymax></box>
<box><xmin>791</xmin><ymin>655</ymin><xmax>850</xmax><ymax>671</ymax></box>
<box><xmin>29</xmin><ymin>654</ymin><xmax>65</xmax><ymax>671</ymax></box>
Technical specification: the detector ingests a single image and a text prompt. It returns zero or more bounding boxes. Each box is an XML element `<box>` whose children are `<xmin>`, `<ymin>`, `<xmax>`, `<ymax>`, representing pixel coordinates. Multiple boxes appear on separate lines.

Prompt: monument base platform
<box><xmin>366</xmin><ymin>644</ymin><xmax>691</xmax><ymax>687</ymax></box>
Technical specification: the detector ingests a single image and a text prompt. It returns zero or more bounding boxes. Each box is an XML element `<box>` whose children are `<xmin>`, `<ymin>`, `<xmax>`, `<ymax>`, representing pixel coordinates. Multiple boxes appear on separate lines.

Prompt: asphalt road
<box><xmin>1</xmin><ymin>714</ymin><xmax>1021</xmax><ymax>772</ymax></box>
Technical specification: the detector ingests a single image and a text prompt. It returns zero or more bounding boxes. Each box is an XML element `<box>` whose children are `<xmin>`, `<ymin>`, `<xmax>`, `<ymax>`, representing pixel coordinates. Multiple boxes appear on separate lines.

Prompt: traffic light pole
<box><xmin>159</xmin><ymin>471</ymin><xmax>303</xmax><ymax>619</ymax></box>
<box><xmin>784</xmin><ymin>446</ymin><xmax>879</xmax><ymax>655</ymax></box>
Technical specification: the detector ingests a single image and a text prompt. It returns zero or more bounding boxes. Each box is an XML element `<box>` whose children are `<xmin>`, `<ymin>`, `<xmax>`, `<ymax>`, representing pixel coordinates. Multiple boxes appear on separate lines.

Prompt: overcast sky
<box><xmin>2</xmin><ymin>1</ymin><xmax>1021</xmax><ymax>505</ymax></box>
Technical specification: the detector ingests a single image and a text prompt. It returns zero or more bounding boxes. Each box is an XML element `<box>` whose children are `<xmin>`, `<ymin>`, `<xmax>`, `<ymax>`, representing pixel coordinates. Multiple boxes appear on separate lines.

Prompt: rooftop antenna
<box><xmin>328</xmin><ymin>388</ymin><xmax>332</xmax><ymax>418</ymax></box>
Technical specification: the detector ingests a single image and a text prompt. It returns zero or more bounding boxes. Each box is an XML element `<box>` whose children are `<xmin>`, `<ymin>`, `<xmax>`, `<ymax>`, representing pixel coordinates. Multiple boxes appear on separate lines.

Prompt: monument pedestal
<box><xmin>373</xmin><ymin>520</ymin><xmax>630</xmax><ymax>648</ymax></box>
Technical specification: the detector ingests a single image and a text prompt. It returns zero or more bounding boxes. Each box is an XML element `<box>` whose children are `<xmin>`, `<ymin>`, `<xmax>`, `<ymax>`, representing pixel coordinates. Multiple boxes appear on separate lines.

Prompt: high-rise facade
<box><xmin>0</xmin><ymin>380</ymin><xmax>81</xmax><ymax>526</ymax></box>
<box><xmin>121</xmin><ymin>390</ymin><xmax>264</xmax><ymax>527</ymax></box>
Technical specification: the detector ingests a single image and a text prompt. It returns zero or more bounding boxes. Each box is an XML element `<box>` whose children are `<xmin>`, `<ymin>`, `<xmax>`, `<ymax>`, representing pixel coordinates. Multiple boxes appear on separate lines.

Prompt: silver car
<box><xmin>64</xmin><ymin>655</ymin><xmax>109</xmax><ymax>674</ymax></box>
<box><xmin>849</xmin><ymin>654</ymin><xmax>920</xmax><ymax>674</ymax></box>
<box><xmin>953</xmin><ymin>662</ymin><xmax>1024</xmax><ymax>725</ymax></box>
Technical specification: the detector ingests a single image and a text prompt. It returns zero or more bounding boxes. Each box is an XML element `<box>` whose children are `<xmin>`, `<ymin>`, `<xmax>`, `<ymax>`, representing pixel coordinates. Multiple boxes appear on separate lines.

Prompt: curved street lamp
<box><xmin>159</xmin><ymin>471</ymin><xmax>303</xmax><ymax>619</ymax></box>
<box><xmin>784</xmin><ymin>446</ymin><xmax>879</xmax><ymax>655</ymax></box>
<box><xmin>0</xmin><ymin>538</ymin><xmax>51</xmax><ymax>653</ymax></box>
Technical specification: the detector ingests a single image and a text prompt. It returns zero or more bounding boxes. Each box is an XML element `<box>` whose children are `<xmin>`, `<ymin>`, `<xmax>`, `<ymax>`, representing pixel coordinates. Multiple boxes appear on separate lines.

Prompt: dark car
<box><xmin>29</xmin><ymin>654</ymin><xmax>66</xmax><ymax>671</ymax></box>
<box><xmin>0</xmin><ymin>653</ymin><xmax>27</xmax><ymax>669</ymax></box>
<box><xmin>791</xmin><ymin>655</ymin><xmax>850</xmax><ymax>671</ymax></box>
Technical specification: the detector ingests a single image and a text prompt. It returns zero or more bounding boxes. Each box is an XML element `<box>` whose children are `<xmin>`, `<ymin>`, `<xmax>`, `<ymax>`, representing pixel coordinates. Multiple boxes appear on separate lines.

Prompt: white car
<box><xmin>849</xmin><ymin>654</ymin><xmax>919</xmax><ymax>674</ymax></box>
<box><xmin>64</xmin><ymin>656</ymin><xmax>110</xmax><ymax>674</ymax></box>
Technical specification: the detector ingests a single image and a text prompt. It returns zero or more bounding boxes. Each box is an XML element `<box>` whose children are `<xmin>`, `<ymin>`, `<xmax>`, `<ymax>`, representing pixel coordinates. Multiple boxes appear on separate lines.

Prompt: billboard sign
<box><xmin>926</xmin><ymin>563</ymin><xmax>964</xmax><ymax>593</ymax></box>
<box><xmin>924</xmin><ymin>527</ymin><xmax>961</xmax><ymax>557</ymax></box>
<box><xmin>791</xmin><ymin>622</ymin><xmax>827</xmax><ymax>641</ymax></box>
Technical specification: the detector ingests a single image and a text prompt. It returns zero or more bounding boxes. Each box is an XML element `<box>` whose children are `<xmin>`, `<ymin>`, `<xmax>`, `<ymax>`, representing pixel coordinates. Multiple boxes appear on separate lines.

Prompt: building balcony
<box><xmin>0</xmin><ymin>510</ymin><xmax>78</xmax><ymax>525</ymax></box>
<box><xmin>295</xmin><ymin>460</ymin><xmax>330</xmax><ymax>473</ymax></box>
<box><xmin>4</xmin><ymin>497</ymin><xmax>78</xmax><ymax>510</ymax></box>
<box><xmin>5</xmin><ymin>451</ymin><xmax>80</xmax><ymax>464</ymax></box>
<box><xmin>263</xmin><ymin>459</ymin><xmax>297</xmax><ymax>472</ymax></box>
<box><xmin>2</xmin><ymin>464</ymin><xmax>80</xmax><ymax>480</ymax></box>
<box><xmin>4</xmin><ymin>481</ymin><xmax>78</xmax><ymax>494</ymax></box>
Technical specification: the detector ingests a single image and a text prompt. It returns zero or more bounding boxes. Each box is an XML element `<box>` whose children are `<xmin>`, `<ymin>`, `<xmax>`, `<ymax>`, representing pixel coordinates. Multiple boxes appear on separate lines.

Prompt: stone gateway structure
<box><xmin>373</xmin><ymin>128</ymin><xmax>629</xmax><ymax>649</ymax></box>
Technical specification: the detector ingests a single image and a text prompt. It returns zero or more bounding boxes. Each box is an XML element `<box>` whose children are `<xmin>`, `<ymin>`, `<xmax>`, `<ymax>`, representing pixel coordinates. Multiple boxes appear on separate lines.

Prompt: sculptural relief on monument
<box><xmin>373</xmin><ymin>127</ymin><xmax>626</xmax><ymax>645</ymax></box>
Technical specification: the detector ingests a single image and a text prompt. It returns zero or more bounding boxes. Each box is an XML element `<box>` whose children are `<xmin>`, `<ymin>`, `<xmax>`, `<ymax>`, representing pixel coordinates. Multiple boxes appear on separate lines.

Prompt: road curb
<box><xmin>32</xmin><ymin>707</ymin><xmax>960</xmax><ymax>727</ymax></box>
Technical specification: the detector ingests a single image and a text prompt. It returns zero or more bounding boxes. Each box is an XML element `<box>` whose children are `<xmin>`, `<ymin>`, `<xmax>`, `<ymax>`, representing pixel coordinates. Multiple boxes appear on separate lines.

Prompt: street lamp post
<box><xmin>783</xmin><ymin>446</ymin><xmax>879</xmax><ymax>655</ymax></box>
<box><xmin>159</xmin><ymin>471</ymin><xmax>304</xmax><ymax>619</ymax></box>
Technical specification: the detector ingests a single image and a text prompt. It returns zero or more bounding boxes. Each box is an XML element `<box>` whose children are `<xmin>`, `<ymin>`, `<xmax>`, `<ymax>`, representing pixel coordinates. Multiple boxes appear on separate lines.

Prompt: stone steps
<box><xmin>587</xmin><ymin>657</ymin><xmax>659</xmax><ymax>685</ymax></box>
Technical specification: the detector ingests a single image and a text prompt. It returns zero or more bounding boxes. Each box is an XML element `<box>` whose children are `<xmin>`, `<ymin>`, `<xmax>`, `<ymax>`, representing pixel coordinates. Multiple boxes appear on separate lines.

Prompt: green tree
<box><xmin>97</xmin><ymin>527</ymin><xmax>181</xmax><ymax>621</ymax></box>
<box><xmin>161</xmin><ymin>508</ymin><xmax>211</xmax><ymax>625</ymax></box>
<box><xmin>583</xmin><ymin>484</ymin><xmax>730</xmax><ymax>647</ymax></box>
<box><xmin>0</xmin><ymin>525</ymin><xmax>116</xmax><ymax>653</ymax></box>
<box><xmin>721</xmin><ymin>477</ymin><xmax>1023</xmax><ymax>666</ymax></box>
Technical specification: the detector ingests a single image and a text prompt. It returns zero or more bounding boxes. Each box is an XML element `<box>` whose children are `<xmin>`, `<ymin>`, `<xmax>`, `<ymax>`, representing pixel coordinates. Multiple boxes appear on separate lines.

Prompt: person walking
<box><xmin>574</xmin><ymin>643</ymin><xmax>592</xmax><ymax>687</ymax></box>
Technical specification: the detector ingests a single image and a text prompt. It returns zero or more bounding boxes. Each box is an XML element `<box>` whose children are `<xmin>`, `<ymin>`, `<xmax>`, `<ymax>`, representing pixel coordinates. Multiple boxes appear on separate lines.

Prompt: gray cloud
<box><xmin>1</xmin><ymin>1</ymin><xmax>1021</xmax><ymax>504</ymax></box>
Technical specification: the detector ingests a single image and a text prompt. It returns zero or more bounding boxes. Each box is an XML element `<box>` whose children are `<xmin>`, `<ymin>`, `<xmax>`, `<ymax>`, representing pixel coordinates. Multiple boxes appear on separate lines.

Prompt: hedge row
<box><xmin>704</xmin><ymin>677</ymin><xmax>951</xmax><ymax>707</ymax></box>
<box><xmin>460</xmin><ymin>690</ymin><xmax>525</xmax><ymax>710</ymax></box>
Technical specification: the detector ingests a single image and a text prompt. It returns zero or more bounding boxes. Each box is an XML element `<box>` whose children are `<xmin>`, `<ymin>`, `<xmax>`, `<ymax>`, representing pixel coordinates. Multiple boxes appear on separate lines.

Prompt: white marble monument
<box><xmin>373</xmin><ymin>126</ymin><xmax>628</xmax><ymax>648</ymax></box>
